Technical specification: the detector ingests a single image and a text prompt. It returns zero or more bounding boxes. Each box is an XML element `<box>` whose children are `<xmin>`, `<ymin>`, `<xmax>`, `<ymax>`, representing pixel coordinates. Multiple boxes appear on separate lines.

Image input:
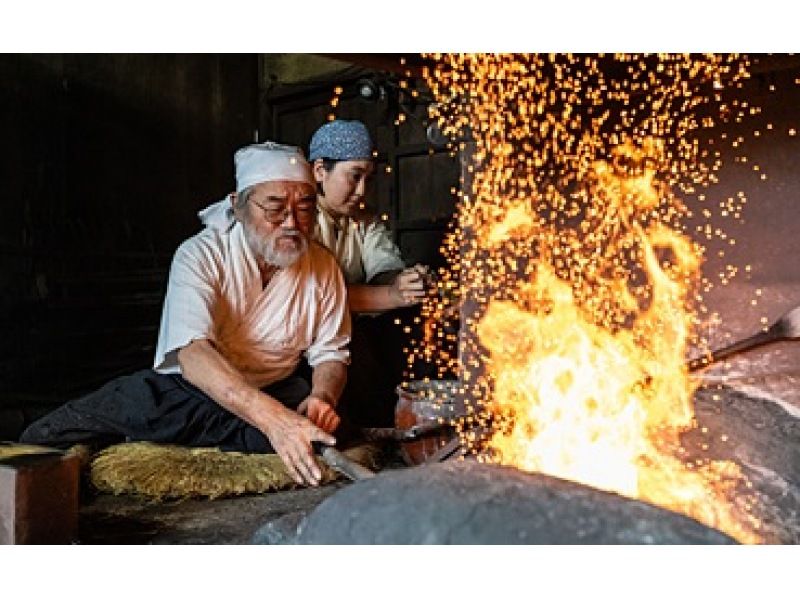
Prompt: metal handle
<box><xmin>688</xmin><ymin>329</ymin><xmax>777</xmax><ymax>372</ymax></box>
<box><xmin>318</xmin><ymin>445</ymin><xmax>376</xmax><ymax>482</ymax></box>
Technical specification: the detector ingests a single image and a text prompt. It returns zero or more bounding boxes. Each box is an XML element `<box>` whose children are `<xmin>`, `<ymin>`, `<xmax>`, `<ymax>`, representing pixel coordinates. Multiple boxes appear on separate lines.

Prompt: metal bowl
<box><xmin>394</xmin><ymin>380</ymin><xmax>467</xmax><ymax>465</ymax></box>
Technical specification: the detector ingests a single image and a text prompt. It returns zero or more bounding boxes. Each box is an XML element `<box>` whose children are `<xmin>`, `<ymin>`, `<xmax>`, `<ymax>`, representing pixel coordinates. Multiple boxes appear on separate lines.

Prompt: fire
<box><xmin>418</xmin><ymin>54</ymin><xmax>762</xmax><ymax>543</ymax></box>
<box><xmin>479</xmin><ymin>145</ymin><xmax>753</xmax><ymax>540</ymax></box>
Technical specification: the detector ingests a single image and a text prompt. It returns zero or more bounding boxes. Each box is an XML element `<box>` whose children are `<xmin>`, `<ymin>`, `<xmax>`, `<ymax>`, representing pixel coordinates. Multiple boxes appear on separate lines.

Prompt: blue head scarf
<box><xmin>308</xmin><ymin>119</ymin><xmax>374</xmax><ymax>162</ymax></box>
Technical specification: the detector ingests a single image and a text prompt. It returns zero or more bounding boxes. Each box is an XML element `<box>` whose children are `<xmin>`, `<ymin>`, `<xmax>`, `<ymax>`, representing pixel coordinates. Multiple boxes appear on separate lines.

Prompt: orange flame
<box><xmin>480</xmin><ymin>145</ymin><xmax>757</xmax><ymax>542</ymax></box>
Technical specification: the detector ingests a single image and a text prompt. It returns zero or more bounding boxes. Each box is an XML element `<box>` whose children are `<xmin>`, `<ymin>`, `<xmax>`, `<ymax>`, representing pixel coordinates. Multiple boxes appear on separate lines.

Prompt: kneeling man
<box><xmin>21</xmin><ymin>142</ymin><xmax>350</xmax><ymax>487</ymax></box>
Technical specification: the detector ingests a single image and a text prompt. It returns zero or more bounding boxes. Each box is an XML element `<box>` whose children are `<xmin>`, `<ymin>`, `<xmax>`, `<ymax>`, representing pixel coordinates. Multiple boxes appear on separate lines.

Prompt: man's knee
<box><xmin>19</xmin><ymin>416</ymin><xmax>53</xmax><ymax>445</ymax></box>
<box><xmin>18</xmin><ymin>404</ymin><xmax>114</xmax><ymax>449</ymax></box>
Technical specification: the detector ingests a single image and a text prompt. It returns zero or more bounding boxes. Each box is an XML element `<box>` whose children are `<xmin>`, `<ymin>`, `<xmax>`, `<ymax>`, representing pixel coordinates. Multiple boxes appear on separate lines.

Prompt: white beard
<box><xmin>244</xmin><ymin>224</ymin><xmax>308</xmax><ymax>268</ymax></box>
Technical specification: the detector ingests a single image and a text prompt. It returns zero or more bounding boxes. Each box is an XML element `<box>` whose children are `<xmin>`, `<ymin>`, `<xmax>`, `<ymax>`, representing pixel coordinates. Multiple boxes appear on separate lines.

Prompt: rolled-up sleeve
<box><xmin>153</xmin><ymin>241</ymin><xmax>219</xmax><ymax>372</ymax></box>
<box><xmin>361</xmin><ymin>219</ymin><xmax>406</xmax><ymax>283</ymax></box>
<box><xmin>305</xmin><ymin>262</ymin><xmax>351</xmax><ymax>368</ymax></box>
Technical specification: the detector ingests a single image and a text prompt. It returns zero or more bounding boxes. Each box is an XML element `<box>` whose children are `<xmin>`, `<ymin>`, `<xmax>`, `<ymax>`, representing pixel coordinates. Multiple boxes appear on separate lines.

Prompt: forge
<box><xmin>252</xmin><ymin>378</ymin><xmax>798</xmax><ymax>545</ymax></box>
<box><xmin>259</xmin><ymin>53</ymin><xmax>800</xmax><ymax>545</ymax></box>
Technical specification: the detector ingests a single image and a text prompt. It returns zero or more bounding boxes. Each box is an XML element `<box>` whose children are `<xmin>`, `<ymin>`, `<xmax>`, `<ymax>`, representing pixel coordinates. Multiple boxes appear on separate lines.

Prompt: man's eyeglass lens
<box><xmin>250</xmin><ymin>199</ymin><xmax>316</xmax><ymax>224</ymax></box>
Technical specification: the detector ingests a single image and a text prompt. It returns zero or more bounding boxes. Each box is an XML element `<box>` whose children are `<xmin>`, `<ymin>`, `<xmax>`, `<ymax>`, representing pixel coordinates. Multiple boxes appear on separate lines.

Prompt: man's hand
<box><xmin>297</xmin><ymin>395</ymin><xmax>341</xmax><ymax>434</ymax></box>
<box><xmin>178</xmin><ymin>339</ymin><xmax>338</xmax><ymax>487</ymax></box>
<box><xmin>261</xmin><ymin>403</ymin><xmax>336</xmax><ymax>487</ymax></box>
<box><xmin>390</xmin><ymin>264</ymin><xmax>428</xmax><ymax>307</ymax></box>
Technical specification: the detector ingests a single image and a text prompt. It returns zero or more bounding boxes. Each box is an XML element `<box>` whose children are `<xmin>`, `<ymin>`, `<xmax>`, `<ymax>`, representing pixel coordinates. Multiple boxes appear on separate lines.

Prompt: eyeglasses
<box><xmin>248</xmin><ymin>198</ymin><xmax>318</xmax><ymax>225</ymax></box>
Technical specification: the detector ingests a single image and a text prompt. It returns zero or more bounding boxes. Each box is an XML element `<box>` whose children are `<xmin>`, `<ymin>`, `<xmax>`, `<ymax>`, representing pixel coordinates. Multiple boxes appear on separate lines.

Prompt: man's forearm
<box><xmin>177</xmin><ymin>339</ymin><xmax>281</xmax><ymax>430</ymax></box>
<box><xmin>347</xmin><ymin>266</ymin><xmax>427</xmax><ymax>313</ymax></box>
<box><xmin>310</xmin><ymin>360</ymin><xmax>347</xmax><ymax>407</ymax></box>
<box><xmin>347</xmin><ymin>284</ymin><xmax>401</xmax><ymax>313</ymax></box>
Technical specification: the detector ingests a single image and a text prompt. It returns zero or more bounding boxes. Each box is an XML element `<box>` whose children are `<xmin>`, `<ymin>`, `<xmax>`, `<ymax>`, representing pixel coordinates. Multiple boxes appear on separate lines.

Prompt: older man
<box><xmin>20</xmin><ymin>142</ymin><xmax>350</xmax><ymax>486</ymax></box>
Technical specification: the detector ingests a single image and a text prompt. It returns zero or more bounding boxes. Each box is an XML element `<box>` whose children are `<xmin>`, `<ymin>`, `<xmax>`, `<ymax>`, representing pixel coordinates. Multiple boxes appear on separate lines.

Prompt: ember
<box><xmin>418</xmin><ymin>54</ymin><xmax>763</xmax><ymax>543</ymax></box>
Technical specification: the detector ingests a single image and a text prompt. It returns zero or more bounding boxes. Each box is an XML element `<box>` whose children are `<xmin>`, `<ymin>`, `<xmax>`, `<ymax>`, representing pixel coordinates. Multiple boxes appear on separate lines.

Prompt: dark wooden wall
<box><xmin>0</xmin><ymin>54</ymin><xmax>258</xmax><ymax>437</ymax></box>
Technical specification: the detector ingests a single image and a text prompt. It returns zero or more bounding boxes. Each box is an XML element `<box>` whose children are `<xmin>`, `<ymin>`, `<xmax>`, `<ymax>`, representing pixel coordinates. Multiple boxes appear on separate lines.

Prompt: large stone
<box><xmin>286</xmin><ymin>460</ymin><xmax>735</xmax><ymax>544</ymax></box>
<box><xmin>684</xmin><ymin>386</ymin><xmax>800</xmax><ymax>543</ymax></box>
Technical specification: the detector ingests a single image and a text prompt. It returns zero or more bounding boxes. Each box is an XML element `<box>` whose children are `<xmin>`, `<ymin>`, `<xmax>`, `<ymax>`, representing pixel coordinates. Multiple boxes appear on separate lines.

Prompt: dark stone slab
<box><xmin>251</xmin><ymin>510</ymin><xmax>311</xmax><ymax>545</ymax></box>
<box><xmin>684</xmin><ymin>386</ymin><xmax>800</xmax><ymax>543</ymax></box>
<box><xmin>283</xmin><ymin>460</ymin><xmax>735</xmax><ymax>544</ymax></box>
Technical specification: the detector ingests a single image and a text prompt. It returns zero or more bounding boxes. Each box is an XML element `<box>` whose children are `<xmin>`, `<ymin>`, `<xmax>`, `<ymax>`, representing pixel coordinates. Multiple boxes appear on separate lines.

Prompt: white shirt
<box><xmin>153</xmin><ymin>222</ymin><xmax>351</xmax><ymax>388</ymax></box>
<box><xmin>314</xmin><ymin>207</ymin><xmax>405</xmax><ymax>285</ymax></box>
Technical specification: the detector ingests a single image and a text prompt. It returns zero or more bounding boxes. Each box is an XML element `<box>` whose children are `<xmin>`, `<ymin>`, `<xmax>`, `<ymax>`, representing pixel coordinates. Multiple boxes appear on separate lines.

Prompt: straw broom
<box><xmin>90</xmin><ymin>442</ymin><xmax>382</xmax><ymax>501</ymax></box>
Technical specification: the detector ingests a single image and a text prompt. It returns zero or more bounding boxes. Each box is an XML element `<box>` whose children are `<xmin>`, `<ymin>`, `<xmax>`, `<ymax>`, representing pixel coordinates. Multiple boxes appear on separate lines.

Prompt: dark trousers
<box><xmin>19</xmin><ymin>369</ymin><xmax>310</xmax><ymax>453</ymax></box>
<box><xmin>20</xmin><ymin>306</ymin><xmax>432</xmax><ymax>450</ymax></box>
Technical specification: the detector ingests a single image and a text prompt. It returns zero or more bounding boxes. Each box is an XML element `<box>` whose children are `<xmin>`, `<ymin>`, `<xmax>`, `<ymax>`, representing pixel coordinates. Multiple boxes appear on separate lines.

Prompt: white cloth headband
<box><xmin>234</xmin><ymin>141</ymin><xmax>314</xmax><ymax>192</ymax></box>
<box><xmin>198</xmin><ymin>141</ymin><xmax>315</xmax><ymax>231</ymax></box>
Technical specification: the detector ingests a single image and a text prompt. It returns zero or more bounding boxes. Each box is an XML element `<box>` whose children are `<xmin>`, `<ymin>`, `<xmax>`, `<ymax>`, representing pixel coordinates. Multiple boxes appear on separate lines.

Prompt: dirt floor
<box><xmin>78</xmin><ymin>482</ymin><xmax>344</xmax><ymax>544</ymax></box>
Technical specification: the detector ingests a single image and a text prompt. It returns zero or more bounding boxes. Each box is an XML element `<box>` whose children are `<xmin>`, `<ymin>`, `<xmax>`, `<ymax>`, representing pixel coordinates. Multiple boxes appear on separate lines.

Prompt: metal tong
<box><xmin>316</xmin><ymin>445</ymin><xmax>376</xmax><ymax>482</ymax></box>
<box><xmin>314</xmin><ymin>421</ymin><xmax>454</xmax><ymax>482</ymax></box>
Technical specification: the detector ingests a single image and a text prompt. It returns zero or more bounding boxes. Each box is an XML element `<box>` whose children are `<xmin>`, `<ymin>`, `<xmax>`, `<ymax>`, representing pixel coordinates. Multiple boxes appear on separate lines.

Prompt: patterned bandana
<box><xmin>308</xmin><ymin>120</ymin><xmax>374</xmax><ymax>162</ymax></box>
